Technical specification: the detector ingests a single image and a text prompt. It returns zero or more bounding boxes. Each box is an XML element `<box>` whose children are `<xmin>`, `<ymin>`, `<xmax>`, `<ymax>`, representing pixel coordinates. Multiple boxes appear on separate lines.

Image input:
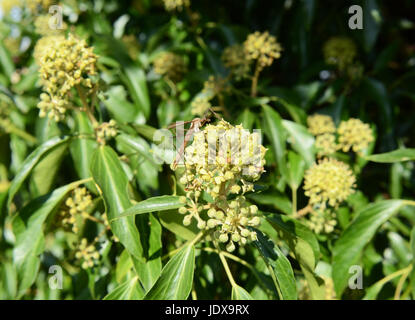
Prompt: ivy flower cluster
<box><xmin>303</xmin><ymin>158</ymin><xmax>356</xmax><ymax>209</ymax></box>
<box><xmin>323</xmin><ymin>37</ymin><xmax>357</xmax><ymax>71</ymax></box>
<box><xmin>191</xmin><ymin>96</ymin><xmax>212</xmax><ymax>116</ymax></box>
<box><xmin>307</xmin><ymin>208</ymin><xmax>337</xmax><ymax>234</ymax></box>
<box><xmin>1</xmin><ymin>0</ymin><xmax>54</xmax><ymax>14</ymax></box>
<box><xmin>153</xmin><ymin>51</ymin><xmax>187</xmax><ymax>82</ymax></box>
<box><xmin>307</xmin><ymin>114</ymin><xmax>336</xmax><ymax>136</ymax></box>
<box><xmin>337</xmin><ymin>118</ymin><xmax>374</xmax><ymax>154</ymax></box>
<box><xmin>174</xmin><ymin>120</ymin><xmax>267</xmax><ymax>252</ymax></box>
<box><xmin>61</xmin><ymin>187</ymin><xmax>93</xmax><ymax>233</ymax></box>
<box><xmin>162</xmin><ymin>0</ymin><xmax>190</xmax><ymax>11</ymax></box>
<box><xmin>36</xmin><ymin>33</ymin><xmax>98</xmax><ymax>121</ymax></box>
<box><xmin>94</xmin><ymin>120</ymin><xmax>118</xmax><ymax>145</ymax></box>
<box><xmin>75</xmin><ymin>238</ymin><xmax>100</xmax><ymax>269</ymax></box>
<box><xmin>243</xmin><ymin>31</ymin><xmax>282</xmax><ymax>71</ymax></box>
<box><xmin>307</xmin><ymin>114</ymin><xmax>374</xmax><ymax>157</ymax></box>
<box><xmin>222</xmin><ymin>44</ymin><xmax>251</xmax><ymax>80</ymax></box>
<box><xmin>191</xmin><ymin>76</ymin><xmax>228</xmax><ymax>116</ymax></box>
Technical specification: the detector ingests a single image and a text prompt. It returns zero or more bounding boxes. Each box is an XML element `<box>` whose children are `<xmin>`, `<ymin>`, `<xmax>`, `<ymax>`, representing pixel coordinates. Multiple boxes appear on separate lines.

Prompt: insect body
<box><xmin>169</xmin><ymin>116</ymin><xmax>211</xmax><ymax>169</ymax></box>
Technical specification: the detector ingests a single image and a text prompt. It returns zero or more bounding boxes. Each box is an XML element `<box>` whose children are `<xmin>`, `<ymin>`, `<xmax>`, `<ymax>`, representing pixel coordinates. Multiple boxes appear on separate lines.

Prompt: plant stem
<box><xmin>202</xmin><ymin>247</ymin><xmax>277</xmax><ymax>299</ymax></box>
<box><xmin>292</xmin><ymin>187</ymin><xmax>297</xmax><ymax>216</ymax></box>
<box><xmin>373</xmin><ymin>264</ymin><xmax>412</xmax><ymax>292</ymax></box>
<box><xmin>250</xmin><ymin>62</ymin><xmax>261</xmax><ymax>97</ymax></box>
<box><xmin>76</xmin><ymin>85</ymin><xmax>98</xmax><ymax>126</ymax></box>
<box><xmin>394</xmin><ymin>264</ymin><xmax>412</xmax><ymax>300</ymax></box>
<box><xmin>162</xmin><ymin>230</ymin><xmax>207</xmax><ymax>260</ymax></box>
<box><xmin>294</xmin><ymin>204</ymin><xmax>312</xmax><ymax>218</ymax></box>
<box><xmin>0</xmin><ymin>119</ymin><xmax>37</xmax><ymax>144</ymax></box>
<box><xmin>214</xmin><ymin>241</ymin><xmax>237</xmax><ymax>287</ymax></box>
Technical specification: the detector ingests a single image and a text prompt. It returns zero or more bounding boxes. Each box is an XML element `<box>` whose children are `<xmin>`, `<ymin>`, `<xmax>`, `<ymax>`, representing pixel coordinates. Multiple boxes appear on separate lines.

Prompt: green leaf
<box><xmin>13</xmin><ymin>180</ymin><xmax>85</xmax><ymax>297</ymax></box>
<box><xmin>410</xmin><ymin>227</ymin><xmax>415</xmax><ymax>298</ymax></box>
<box><xmin>115</xmin><ymin>133</ymin><xmax>160</xmax><ymax>194</ymax></box>
<box><xmin>0</xmin><ymin>41</ymin><xmax>15</xmax><ymax>80</ymax></box>
<box><xmin>122</xmin><ymin>65</ymin><xmax>150</xmax><ymax>119</ymax></box>
<box><xmin>103</xmin><ymin>276</ymin><xmax>144</xmax><ymax>300</ymax></box>
<box><xmin>144</xmin><ymin>245</ymin><xmax>195</xmax><ymax>300</ymax></box>
<box><xmin>115</xmin><ymin>250</ymin><xmax>134</xmax><ymax>283</ymax></box>
<box><xmin>136</xmin><ymin>214</ymin><xmax>162</xmax><ymax>291</ymax></box>
<box><xmin>7</xmin><ymin>136</ymin><xmax>70</xmax><ymax>209</ymax></box>
<box><xmin>101</xmin><ymin>85</ymin><xmax>144</xmax><ymax>124</ymax></box>
<box><xmin>116</xmin><ymin>133</ymin><xmax>159</xmax><ymax>168</ymax></box>
<box><xmin>282</xmin><ymin>120</ymin><xmax>315</xmax><ymax>166</ymax></box>
<box><xmin>362</xmin><ymin>77</ymin><xmax>392</xmax><ymax>130</ymax></box>
<box><xmin>231</xmin><ymin>285</ymin><xmax>254</xmax><ymax>300</ymax></box>
<box><xmin>261</xmin><ymin>105</ymin><xmax>287</xmax><ymax>176</ymax></box>
<box><xmin>113</xmin><ymin>196</ymin><xmax>182</xmax><ymax>221</ymax></box>
<box><xmin>362</xmin><ymin>0</ymin><xmax>381</xmax><ymax>52</ymax></box>
<box><xmin>286</xmin><ymin>151</ymin><xmax>305</xmax><ymax>190</ymax></box>
<box><xmin>332</xmin><ymin>200</ymin><xmax>405</xmax><ymax>296</ymax></box>
<box><xmin>159</xmin><ymin>209</ymin><xmax>200</xmax><ymax>241</ymax></box>
<box><xmin>255</xmin><ymin>231</ymin><xmax>297</xmax><ymax>300</ymax></box>
<box><xmin>365</xmin><ymin>149</ymin><xmax>415</xmax><ymax>163</ymax></box>
<box><xmin>260</xmin><ymin>213</ymin><xmax>325</xmax><ymax>299</ymax></box>
<box><xmin>300</xmin><ymin>265</ymin><xmax>326</xmax><ymax>300</ymax></box>
<box><xmin>29</xmin><ymin>140</ymin><xmax>68</xmax><ymax>196</ymax></box>
<box><xmin>261</xmin><ymin>214</ymin><xmax>319</xmax><ymax>271</ymax></box>
<box><xmin>247</xmin><ymin>192</ymin><xmax>292</xmax><ymax>215</ymax></box>
<box><xmin>69</xmin><ymin>112</ymin><xmax>98</xmax><ymax>193</ymax></box>
<box><xmin>90</xmin><ymin>146</ymin><xmax>144</xmax><ymax>261</ymax></box>
<box><xmin>157</xmin><ymin>99</ymin><xmax>180</xmax><ymax>128</ymax></box>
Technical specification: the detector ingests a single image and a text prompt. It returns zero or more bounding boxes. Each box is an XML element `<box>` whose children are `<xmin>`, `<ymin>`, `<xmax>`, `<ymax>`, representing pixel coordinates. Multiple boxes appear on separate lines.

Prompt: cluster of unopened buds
<box><xmin>302</xmin><ymin>157</ymin><xmax>356</xmax><ymax>234</ymax></box>
<box><xmin>303</xmin><ymin>158</ymin><xmax>356</xmax><ymax>210</ymax></box>
<box><xmin>162</xmin><ymin>0</ymin><xmax>190</xmax><ymax>11</ymax></box>
<box><xmin>36</xmin><ymin>33</ymin><xmax>97</xmax><ymax>121</ymax></box>
<box><xmin>307</xmin><ymin>114</ymin><xmax>374</xmax><ymax>157</ymax></box>
<box><xmin>174</xmin><ymin>119</ymin><xmax>267</xmax><ymax>252</ymax></box>
<box><xmin>222</xmin><ymin>31</ymin><xmax>282</xmax><ymax>80</ymax></box>
<box><xmin>191</xmin><ymin>76</ymin><xmax>227</xmax><ymax>116</ymax></box>
<box><xmin>94</xmin><ymin>120</ymin><xmax>118</xmax><ymax>145</ymax></box>
<box><xmin>61</xmin><ymin>187</ymin><xmax>92</xmax><ymax>233</ymax></box>
<box><xmin>153</xmin><ymin>51</ymin><xmax>187</xmax><ymax>83</ymax></box>
<box><xmin>243</xmin><ymin>31</ymin><xmax>282</xmax><ymax>71</ymax></box>
<box><xmin>75</xmin><ymin>238</ymin><xmax>100</xmax><ymax>269</ymax></box>
<box><xmin>222</xmin><ymin>44</ymin><xmax>251</xmax><ymax>80</ymax></box>
<box><xmin>307</xmin><ymin>208</ymin><xmax>337</xmax><ymax>234</ymax></box>
<box><xmin>323</xmin><ymin>37</ymin><xmax>357</xmax><ymax>72</ymax></box>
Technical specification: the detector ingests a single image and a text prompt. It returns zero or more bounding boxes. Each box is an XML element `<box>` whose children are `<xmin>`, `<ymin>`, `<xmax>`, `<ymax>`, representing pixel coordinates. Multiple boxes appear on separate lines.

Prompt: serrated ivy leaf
<box><xmin>144</xmin><ymin>245</ymin><xmax>195</xmax><ymax>300</ymax></box>
<box><xmin>332</xmin><ymin>200</ymin><xmax>405</xmax><ymax>297</ymax></box>
<box><xmin>365</xmin><ymin>149</ymin><xmax>415</xmax><ymax>163</ymax></box>
<box><xmin>231</xmin><ymin>285</ymin><xmax>254</xmax><ymax>300</ymax></box>
<box><xmin>7</xmin><ymin>136</ymin><xmax>71</xmax><ymax>209</ymax></box>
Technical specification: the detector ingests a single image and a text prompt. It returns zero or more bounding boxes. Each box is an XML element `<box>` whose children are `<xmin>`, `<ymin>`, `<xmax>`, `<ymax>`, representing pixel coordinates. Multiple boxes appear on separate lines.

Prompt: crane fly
<box><xmin>168</xmin><ymin>109</ymin><xmax>218</xmax><ymax>169</ymax></box>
